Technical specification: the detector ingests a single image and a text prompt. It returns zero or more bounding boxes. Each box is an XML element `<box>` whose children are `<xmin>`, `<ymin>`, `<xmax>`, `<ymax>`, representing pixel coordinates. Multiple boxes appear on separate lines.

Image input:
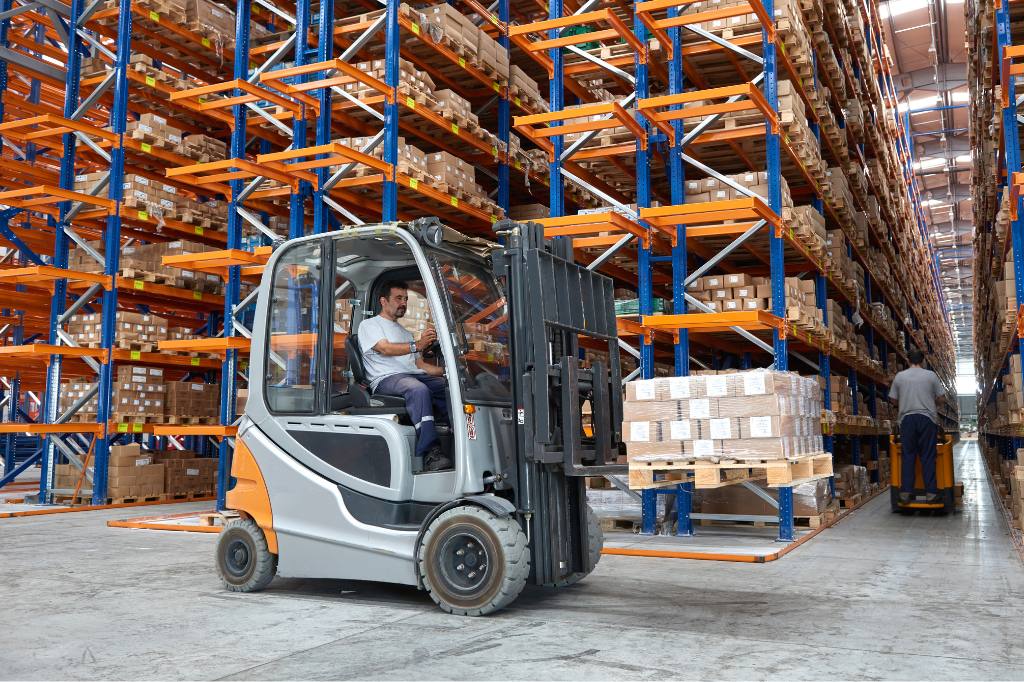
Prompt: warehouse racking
<box><xmin>973</xmin><ymin>0</ymin><xmax>1024</xmax><ymax>525</ymax></box>
<box><xmin>0</xmin><ymin>0</ymin><xmax>955</xmax><ymax>531</ymax></box>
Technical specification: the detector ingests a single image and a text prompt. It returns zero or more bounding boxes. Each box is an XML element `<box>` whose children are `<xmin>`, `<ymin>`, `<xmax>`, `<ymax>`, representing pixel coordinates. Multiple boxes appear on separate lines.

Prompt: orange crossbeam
<box><xmin>0</xmin><ymin>423</ymin><xmax>103</xmax><ymax>434</ymax></box>
<box><xmin>257</xmin><ymin>142</ymin><xmax>393</xmax><ymax>178</ymax></box>
<box><xmin>637</xmin><ymin>82</ymin><xmax>778</xmax><ymax>135</ymax></box>
<box><xmin>0</xmin><ymin>344</ymin><xmax>107</xmax><ymax>361</ymax></box>
<box><xmin>640</xmin><ymin>196</ymin><xmax>781</xmax><ymax>233</ymax></box>
<box><xmin>151</xmin><ymin>424</ymin><xmax>238</xmax><ymax>437</ymax></box>
<box><xmin>159</xmin><ymin>337</ymin><xmax>251</xmax><ymax>354</ymax></box>
<box><xmin>0</xmin><ymin>266</ymin><xmax>113</xmax><ymax>289</ymax></box>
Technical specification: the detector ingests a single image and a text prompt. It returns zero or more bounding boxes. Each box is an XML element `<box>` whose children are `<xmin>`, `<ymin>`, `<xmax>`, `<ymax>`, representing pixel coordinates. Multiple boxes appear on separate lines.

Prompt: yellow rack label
<box><xmin>491</xmin><ymin>146</ymin><xmax>498</xmax><ymax>157</ymax></box>
<box><xmin>514</xmin><ymin>160</ymin><xmax>522</xmax><ymax>170</ymax></box>
<box><xmin>194</xmin><ymin>226</ymin><xmax>204</xmax><ymax>235</ymax></box>
<box><xmin>514</xmin><ymin>96</ymin><xmax>521</xmax><ymax>107</ymax></box>
<box><xmin>131</xmin><ymin>350</ymin><xmax>141</xmax><ymax>360</ymax></box>
<box><xmin>149</xmin><ymin>10</ymin><xmax>159</xmax><ymax>21</ymax></box>
<box><xmin>411</xmin><ymin>22</ymin><xmax>420</xmax><ymax>34</ymax></box>
<box><xmin>193</xmin><ymin>291</ymin><xmax>202</xmax><ymax>300</ymax></box>
<box><xmin>491</xmin><ymin>13</ymin><xmax>498</xmax><ymax>24</ymax></box>
<box><xmin>202</xmin><ymin>37</ymin><xmax>211</xmax><ymax>48</ymax></box>
<box><xmin>409</xmin><ymin>178</ymin><xmax>419</xmax><ymax>189</ymax></box>
<box><xmin>450</xmin><ymin>196</ymin><xmax>458</xmax><ymax>207</ymax></box>
<box><xmin>490</xmin><ymin>215</ymin><xmax>497</xmax><ymax>224</ymax></box>
<box><xmin>458</xmin><ymin>57</ymin><xmax>466</xmax><ymax>68</ymax></box>
<box><xmin>145</xmin><ymin>76</ymin><xmax>156</xmax><ymax>87</ymax></box>
<box><xmin>405</xmin><ymin>96</ymin><xmax>416</xmax><ymax>109</ymax></box>
<box><xmin>141</xmin><ymin>142</ymin><xmax>151</xmax><ymax>153</ymax></box>
<box><xmin>133</xmin><ymin>423</ymin><xmax>143</xmax><ymax>433</ymax></box>
<box><xmin>492</xmin><ymin>82</ymin><xmax>500</xmax><ymax>93</ymax></box>
<box><xmin>138</xmin><ymin>210</ymin><xmax>149</xmax><ymax>221</ymax></box>
<box><xmin>133</xmin><ymin>279</ymin><xmax>144</xmax><ymax>290</ymax></box>
<box><xmin>451</xmin><ymin>123</ymin><xmax>459</xmax><ymax>135</ymax></box>
<box><xmin>191</xmin><ymin>357</ymin><xmax>200</xmax><ymax>366</ymax></box>
<box><xmin>118</xmin><ymin>423</ymin><xmax>128</xmax><ymax>433</ymax></box>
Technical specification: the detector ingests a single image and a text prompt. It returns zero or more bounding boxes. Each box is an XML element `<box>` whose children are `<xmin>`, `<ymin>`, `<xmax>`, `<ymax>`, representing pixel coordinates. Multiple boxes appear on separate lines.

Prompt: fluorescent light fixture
<box><xmin>955</xmin><ymin>154</ymin><xmax>972</xmax><ymax>164</ymax></box>
<box><xmin>951</xmin><ymin>90</ymin><xmax>970</xmax><ymax>103</ymax></box>
<box><xmin>899</xmin><ymin>94</ymin><xmax>942</xmax><ymax>112</ymax></box>
<box><xmin>915</xmin><ymin>157</ymin><xmax>946</xmax><ymax>170</ymax></box>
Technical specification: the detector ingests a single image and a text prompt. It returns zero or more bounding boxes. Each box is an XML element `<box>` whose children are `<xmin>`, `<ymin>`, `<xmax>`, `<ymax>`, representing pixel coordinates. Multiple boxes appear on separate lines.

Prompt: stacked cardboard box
<box><xmin>335</xmin><ymin>135</ymin><xmax>430</xmax><ymax>179</ymax></box>
<box><xmin>58</xmin><ymin>376</ymin><xmax>99</xmax><ymax>420</ymax></box>
<box><xmin>176</xmin><ymin>134</ymin><xmax>227</xmax><ymax>163</ymax></box>
<box><xmin>684</xmin><ymin>171</ymin><xmax>793</xmax><ymax>209</ymax></box>
<box><xmin>113</xmin><ymin>366</ymin><xmax>166</xmax><ymax>419</ymax></box>
<box><xmin>106</xmin><ymin>444</ymin><xmax>165</xmax><ymax>498</ymax></box>
<box><xmin>509</xmin><ymin>65</ymin><xmax>548</xmax><ymax>111</ymax></box>
<box><xmin>820</xmin><ymin>373</ymin><xmax>852</xmax><ymax>416</ymax></box>
<box><xmin>426</xmin><ymin>151</ymin><xmax>477</xmax><ymax>195</ymax></box>
<box><xmin>165</xmin><ymin>382</ymin><xmax>220</xmax><ymax>420</ymax></box>
<box><xmin>698</xmin><ymin>477</ymin><xmax>832</xmax><ymax>517</ymax></box>
<box><xmin>622</xmin><ymin>370</ymin><xmax>824</xmax><ymax>461</ymax></box>
<box><xmin>183</xmin><ymin>0</ymin><xmax>270</xmax><ymax>49</ymax></box>
<box><xmin>687</xmin><ymin>272</ymin><xmax>773</xmax><ymax>313</ymax></box>
<box><xmin>151</xmin><ymin>449</ymin><xmax>217</xmax><ymax>495</ymax></box>
<box><xmin>67</xmin><ymin>312</ymin><xmax>168</xmax><ymax>350</ymax></box>
<box><xmin>53</xmin><ymin>463</ymin><xmax>87</xmax><ymax>492</ymax></box>
<box><xmin>421</xmin><ymin>3</ymin><xmax>479</xmax><ymax>57</ymax></box>
<box><xmin>430</xmin><ymin>89</ymin><xmax>478</xmax><ymax>127</ymax></box>
<box><xmin>69</xmin><ymin>239</ymin><xmax>221</xmax><ymax>293</ymax></box>
<box><xmin>123</xmin><ymin>113</ymin><xmax>182</xmax><ymax>151</ymax></box>
<box><xmin>833</xmin><ymin>464</ymin><xmax>869</xmax><ymax>500</ymax></box>
<box><xmin>463</xmin><ymin>322</ymin><xmax>507</xmax><ymax>362</ymax></box>
<box><xmin>784</xmin><ymin>205</ymin><xmax>827</xmax><ymax>256</ymax></box>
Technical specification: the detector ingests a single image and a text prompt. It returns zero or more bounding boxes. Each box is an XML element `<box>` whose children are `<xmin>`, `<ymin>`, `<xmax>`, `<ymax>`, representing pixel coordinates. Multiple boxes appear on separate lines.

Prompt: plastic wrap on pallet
<box><xmin>586</xmin><ymin>487</ymin><xmax>664</xmax><ymax>520</ymax></box>
<box><xmin>622</xmin><ymin>369</ymin><xmax>824</xmax><ymax>462</ymax></box>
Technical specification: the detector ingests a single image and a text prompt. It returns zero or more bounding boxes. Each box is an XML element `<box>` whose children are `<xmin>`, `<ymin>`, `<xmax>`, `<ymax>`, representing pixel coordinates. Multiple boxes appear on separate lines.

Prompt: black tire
<box><xmin>545</xmin><ymin>504</ymin><xmax>603</xmax><ymax>587</ymax></box>
<box><xmin>417</xmin><ymin>505</ymin><xmax>529</xmax><ymax>616</ymax></box>
<box><xmin>216</xmin><ymin>518</ymin><xmax>277</xmax><ymax>592</ymax></box>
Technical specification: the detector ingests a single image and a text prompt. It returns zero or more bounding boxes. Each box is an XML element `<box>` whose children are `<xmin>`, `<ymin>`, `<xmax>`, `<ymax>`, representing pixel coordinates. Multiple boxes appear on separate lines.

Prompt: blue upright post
<box><xmin>668</xmin><ymin>8</ymin><xmax>688</xmax><ymax>377</ymax></box>
<box><xmin>382</xmin><ymin>0</ymin><xmax>400</xmax><ymax>222</ymax></box>
<box><xmin>311</xmin><ymin>0</ymin><xmax>333</xmax><ymax>234</ymax></box>
<box><xmin>288</xmin><ymin>0</ymin><xmax>311</xmax><ymax>239</ymax></box>
<box><xmin>497</xmin><ymin>0</ymin><xmax>511</xmax><ymax>216</ymax></box>
<box><xmin>547</xmin><ymin>0</ymin><xmax>564</xmax><ymax>220</ymax></box>
<box><xmin>91</xmin><ymin>0</ymin><xmax>132</xmax><ymax>504</ymax></box>
<box><xmin>217</xmin><ymin>0</ymin><xmax>253</xmax><ymax>510</ymax></box>
<box><xmin>635</xmin><ymin>15</ymin><xmax>653</xmax><ymax>380</ymax></box>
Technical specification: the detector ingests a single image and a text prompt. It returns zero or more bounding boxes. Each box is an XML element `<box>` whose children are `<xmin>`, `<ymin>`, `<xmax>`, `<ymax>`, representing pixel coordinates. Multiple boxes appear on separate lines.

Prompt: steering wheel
<box><xmin>421</xmin><ymin>339</ymin><xmax>442</xmax><ymax>360</ymax></box>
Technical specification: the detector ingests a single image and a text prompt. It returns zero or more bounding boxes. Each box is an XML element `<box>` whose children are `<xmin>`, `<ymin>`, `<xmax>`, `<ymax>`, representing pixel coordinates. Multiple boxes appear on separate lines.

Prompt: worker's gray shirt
<box><xmin>889</xmin><ymin>366</ymin><xmax>944</xmax><ymax>424</ymax></box>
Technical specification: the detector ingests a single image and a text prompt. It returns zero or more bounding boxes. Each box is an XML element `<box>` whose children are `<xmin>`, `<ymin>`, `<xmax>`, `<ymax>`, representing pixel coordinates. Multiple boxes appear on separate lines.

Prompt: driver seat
<box><xmin>346</xmin><ymin>333</ymin><xmax>409</xmax><ymax>417</ymax></box>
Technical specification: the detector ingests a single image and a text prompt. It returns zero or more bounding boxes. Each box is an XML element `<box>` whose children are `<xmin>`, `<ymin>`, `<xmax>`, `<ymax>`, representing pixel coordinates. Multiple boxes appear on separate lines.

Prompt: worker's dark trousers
<box><xmin>376</xmin><ymin>373</ymin><xmax>449</xmax><ymax>457</ymax></box>
<box><xmin>900</xmin><ymin>413</ymin><xmax>938</xmax><ymax>494</ymax></box>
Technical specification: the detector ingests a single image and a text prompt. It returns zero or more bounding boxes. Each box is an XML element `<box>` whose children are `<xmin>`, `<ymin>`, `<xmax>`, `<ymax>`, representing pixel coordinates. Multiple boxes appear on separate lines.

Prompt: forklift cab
<box><xmin>245</xmin><ymin>225</ymin><xmax>513</xmax><ymax>515</ymax></box>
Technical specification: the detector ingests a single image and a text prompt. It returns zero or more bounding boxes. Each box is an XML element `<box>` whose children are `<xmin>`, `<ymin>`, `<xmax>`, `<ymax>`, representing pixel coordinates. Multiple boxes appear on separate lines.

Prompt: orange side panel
<box><xmin>225</xmin><ymin>438</ymin><xmax>279</xmax><ymax>554</ymax></box>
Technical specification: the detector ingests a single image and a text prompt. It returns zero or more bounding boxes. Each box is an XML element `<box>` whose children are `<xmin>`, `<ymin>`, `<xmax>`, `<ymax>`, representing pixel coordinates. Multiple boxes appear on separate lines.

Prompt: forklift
<box><xmin>215</xmin><ymin>219</ymin><xmax>627</xmax><ymax>615</ymax></box>
<box><xmin>889</xmin><ymin>432</ymin><xmax>957</xmax><ymax>513</ymax></box>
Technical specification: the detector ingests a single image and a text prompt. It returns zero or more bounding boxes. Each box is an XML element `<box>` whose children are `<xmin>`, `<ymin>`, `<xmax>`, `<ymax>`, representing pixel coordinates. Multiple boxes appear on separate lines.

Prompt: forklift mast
<box><xmin>491</xmin><ymin>220</ymin><xmax>626</xmax><ymax>584</ymax></box>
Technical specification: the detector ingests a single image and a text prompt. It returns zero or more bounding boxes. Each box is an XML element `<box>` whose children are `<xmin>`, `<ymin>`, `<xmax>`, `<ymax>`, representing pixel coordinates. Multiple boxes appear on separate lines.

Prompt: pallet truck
<box><xmin>889</xmin><ymin>432</ymin><xmax>957</xmax><ymax>513</ymax></box>
<box><xmin>215</xmin><ymin>219</ymin><xmax>626</xmax><ymax>615</ymax></box>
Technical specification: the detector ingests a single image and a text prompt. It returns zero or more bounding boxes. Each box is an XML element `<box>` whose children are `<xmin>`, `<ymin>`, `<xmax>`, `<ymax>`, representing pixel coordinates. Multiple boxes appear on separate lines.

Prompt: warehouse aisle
<box><xmin>1</xmin><ymin>441</ymin><xmax>1022</xmax><ymax>681</ymax></box>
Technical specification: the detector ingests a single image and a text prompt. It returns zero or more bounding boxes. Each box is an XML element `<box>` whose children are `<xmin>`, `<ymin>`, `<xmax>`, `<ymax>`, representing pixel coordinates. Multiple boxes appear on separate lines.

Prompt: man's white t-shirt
<box><xmin>357</xmin><ymin>315</ymin><xmax>423</xmax><ymax>390</ymax></box>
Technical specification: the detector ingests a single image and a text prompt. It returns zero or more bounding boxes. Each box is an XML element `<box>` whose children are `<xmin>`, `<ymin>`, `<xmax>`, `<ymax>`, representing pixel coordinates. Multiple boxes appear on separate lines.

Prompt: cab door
<box><xmin>247</xmin><ymin>235</ymin><xmax>415</xmax><ymax>504</ymax></box>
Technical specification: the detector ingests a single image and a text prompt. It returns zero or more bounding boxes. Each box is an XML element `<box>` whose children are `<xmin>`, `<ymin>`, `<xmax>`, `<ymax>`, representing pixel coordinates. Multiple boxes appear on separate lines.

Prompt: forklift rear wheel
<box><xmin>545</xmin><ymin>504</ymin><xmax>603</xmax><ymax>588</ymax></box>
<box><xmin>216</xmin><ymin>518</ymin><xmax>277</xmax><ymax>592</ymax></box>
<box><xmin>418</xmin><ymin>505</ymin><xmax>530</xmax><ymax>616</ymax></box>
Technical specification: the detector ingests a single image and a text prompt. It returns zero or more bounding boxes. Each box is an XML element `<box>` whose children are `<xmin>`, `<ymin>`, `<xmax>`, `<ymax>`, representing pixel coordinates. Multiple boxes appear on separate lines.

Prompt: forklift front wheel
<box><xmin>216</xmin><ymin>518</ymin><xmax>277</xmax><ymax>592</ymax></box>
<box><xmin>417</xmin><ymin>505</ymin><xmax>530</xmax><ymax>616</ymax></box>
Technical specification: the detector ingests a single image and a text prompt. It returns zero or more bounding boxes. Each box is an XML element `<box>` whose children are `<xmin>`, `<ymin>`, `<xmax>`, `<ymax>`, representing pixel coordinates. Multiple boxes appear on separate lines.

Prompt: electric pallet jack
<box><xmin>889</xmin><ymin>433</ymin><xmax>958</xmax><ymax>513</ymax></box>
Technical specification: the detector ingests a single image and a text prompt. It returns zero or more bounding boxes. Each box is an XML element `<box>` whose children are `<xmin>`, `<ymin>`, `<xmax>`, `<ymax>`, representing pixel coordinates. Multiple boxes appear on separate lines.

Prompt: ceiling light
<box><xmin>879</xmin><ymin>0</ymin><xmax>930</xmax><ymax>18</ymax></box>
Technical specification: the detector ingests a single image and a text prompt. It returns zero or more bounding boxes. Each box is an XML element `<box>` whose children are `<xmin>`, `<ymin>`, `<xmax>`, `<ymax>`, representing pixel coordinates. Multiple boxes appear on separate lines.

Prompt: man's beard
<box><xmin>395</xmin><ymin>306</ymin><xmax>406</xmax><ymax>318</ymax></box>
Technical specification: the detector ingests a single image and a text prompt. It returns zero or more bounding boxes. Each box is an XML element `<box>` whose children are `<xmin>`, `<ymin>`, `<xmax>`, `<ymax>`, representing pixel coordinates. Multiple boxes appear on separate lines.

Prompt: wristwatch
<box><xmin>409</xmin><ymin>341</ymin><xmax>417</xmax><ymax>354</ymax></box>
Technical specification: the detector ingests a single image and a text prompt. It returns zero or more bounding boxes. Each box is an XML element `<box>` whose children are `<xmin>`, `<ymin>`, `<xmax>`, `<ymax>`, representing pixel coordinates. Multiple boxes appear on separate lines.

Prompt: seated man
<box><xmin>358</xmin><ymin>280</ymin><xmax>452</xmax><ymax>472</ymax></box>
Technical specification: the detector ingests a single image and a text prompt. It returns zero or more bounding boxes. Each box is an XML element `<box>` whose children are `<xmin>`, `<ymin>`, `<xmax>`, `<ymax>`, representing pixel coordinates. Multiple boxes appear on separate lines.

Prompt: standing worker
<box><xmin>888</xmin><ymin>349</ymin><xmax>946</xmax><ymax>504</ymax></box>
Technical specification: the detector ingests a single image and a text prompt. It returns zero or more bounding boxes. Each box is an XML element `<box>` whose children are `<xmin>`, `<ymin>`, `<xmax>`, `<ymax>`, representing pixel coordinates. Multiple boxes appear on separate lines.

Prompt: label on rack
<box><xmin>138</xmin><ymin>210</ymin><xmax>149</xmax><ymax>221</ymax></box>
<box><xmin>450</xmin><ymin>196</ymin><xmax>458</xmax><ymax>207</ymax></box>
<box><xmin>140</xmin><ymin>142</ymin><xmax>152</xmax><ymax>153</ymax></box>
<box><xmin>490</xmin><ymin>13</ymin><xmax>498</xmax><ymax>24</ymax></box>
<box><xmin>491</xmin><ymin>146</ymin><xmax>498</xmax><ymax>157</ymax></box>
<box><xmin>145</xmin><ymin>76</ymin><xmax>156</xmax><ymax>87</ymax></box>
<box><xmin>133</xmin><ymin>279</ymin><xmax>144</xmax><ymax>290</ymax></box>
<box><xmin>490</xmin><ymin>215</ymin><xmax>497</xmax><ymax>224</ymax></box>
<box><xmin>458</xmin><ymin>57</ymin><xmax>466</xmax><ymax>68</ymax></box>
<box><xmin>515</xmin><ymin>96</ymin><xmax>521</xmax><ymax>107</ymax></box>
<box><xmin>451</xmin><ymin>123</ymin><xmax>459</xmax><ymax>135</ymax></box>
<box><xmin>131</xmin><ymin>350</ymin><xmax>141</xmax><ymax>360</ymax></box>
<box><xmin>202</xmin><ymin>37</ymin><xmax>211</xmax><ymax>48</ymax></box>
<box><xmin>193</xmin><ymin>291</ymin><xmax>202</xmax><ymax>300</ymax></box>
<box><xmin>133</xmin><ymin>423</ymin><xmax>143</xmax><ymax>433</ymax></box>
<box><xmin>492</xmin><ymin>82</ymin><xmax>500</xmax><ymax>93</ymax></box>
<box><xmin>514</xmin><ymin>160</ymin><xmax>522</xmax><ymax>170</ymax></box>
<box><xmin>149</xmin><ymin>10</ymin><xmax>159</xmax><ymax>21</ymax></box>
<box><xmin>194</xmin><ymin>226</ymin><xmax>204</xmax><ymax>235</ymax></box>
<box><xmin>191</xmin><ymin>357</ymin><xmax>200</xmax><ymax>366</ymax></box>
<box><xmin>409</xmin><ymin>178</ymin><xmax>418</xmax><ymax>190</ymax></box>
<box><xmin>118</xmin><ymin>423</ymin><xmax>128</xmax><ymax>433</ymax></box>
<box><xmin>405</xmin><ymin>96</ymin><xmax>415</xmax><ymax>109</ymax></box>
<box><xmin>411</xmin><ymin>21</ymin><xmax>420</xmax><ymax>34</ymax></box>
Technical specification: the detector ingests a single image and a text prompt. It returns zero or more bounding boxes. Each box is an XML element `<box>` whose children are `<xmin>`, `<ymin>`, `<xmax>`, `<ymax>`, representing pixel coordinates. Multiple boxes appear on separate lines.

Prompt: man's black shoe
<box><xmin>423</xmin><ymin>446</ymin><xmax>453</xmax><ymax>472</ymax></box>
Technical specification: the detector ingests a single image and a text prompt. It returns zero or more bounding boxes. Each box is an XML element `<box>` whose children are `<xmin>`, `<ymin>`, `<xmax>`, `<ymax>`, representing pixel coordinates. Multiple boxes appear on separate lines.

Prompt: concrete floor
<box><xmin>2</xmin><ymin>441</ymin><xmax>1023</xmax><ymax>680</ymax></box>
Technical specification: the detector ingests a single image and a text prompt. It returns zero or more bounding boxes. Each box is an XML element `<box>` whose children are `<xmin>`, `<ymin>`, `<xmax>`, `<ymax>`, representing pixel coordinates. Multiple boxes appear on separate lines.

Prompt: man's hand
<box><xmin>418</xmin><ymin>327</ymin><xmax>437</xmax><ymax>348</ymax></box>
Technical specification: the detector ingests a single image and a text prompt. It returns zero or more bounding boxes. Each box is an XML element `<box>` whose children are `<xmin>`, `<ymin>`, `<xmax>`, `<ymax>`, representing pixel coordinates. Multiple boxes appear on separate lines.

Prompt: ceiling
<box><xmin>879</xmin><ymin>0</ymin><xmax>971</xmax><ymax>362</ymax></box>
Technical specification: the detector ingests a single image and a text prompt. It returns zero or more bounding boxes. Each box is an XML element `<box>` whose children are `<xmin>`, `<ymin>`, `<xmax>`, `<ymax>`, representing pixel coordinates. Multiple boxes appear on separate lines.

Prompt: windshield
<box><xmin>432</xmin><ymin>253</ymin><xmax>511</xmax><ymax>404</ymax></box>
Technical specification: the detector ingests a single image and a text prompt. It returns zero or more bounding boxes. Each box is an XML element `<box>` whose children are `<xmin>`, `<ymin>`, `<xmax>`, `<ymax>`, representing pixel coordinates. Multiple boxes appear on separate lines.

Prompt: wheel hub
<box><xmin>225</xmin><ymin>539</ymin><xmax>252</xmax><ymax>578</ymax></box>
<box><xmin>438</xmin><ymin>532</ymin><xmax>489</xmax><ymax>593</ymax></box>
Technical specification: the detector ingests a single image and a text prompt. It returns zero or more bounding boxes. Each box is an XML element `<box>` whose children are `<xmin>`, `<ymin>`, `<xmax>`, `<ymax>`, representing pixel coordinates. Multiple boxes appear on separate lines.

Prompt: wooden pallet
<box><xmin>837</xmin><ymin>493</ymin><xmax>862</xmax><ymax>509</ymax></box>
<box><xmin>163</xmin><ymin>490</ymin><xmax>215</xmax><ymax>501</ymax></box>
<box><xmin>161</xmin><ymin>416</ymin><xmax>219</xmax><ymax>425</ymax></box>
<box><xmin>698</xmin><ymin>503</ymin><xmax>839</xmax><ymax>529</ymax></box>
<box><xmin>629</xmin><ymin>452</ymin><xmax>834</xmax><ymax>490</ymax></box>
<box><xmin>598</xmin><ymin>517</ymin><xmax>639</xmax><ymax>533</ymax></box>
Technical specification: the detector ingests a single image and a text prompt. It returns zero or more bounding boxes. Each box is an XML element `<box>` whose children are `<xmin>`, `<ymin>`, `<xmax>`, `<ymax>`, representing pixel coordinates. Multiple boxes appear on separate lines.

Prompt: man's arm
<box><xmin>416</xmin><ymin>356</ymin><xmax>445</xmax><ymax>376</ymax></box>
<box><xmin>371</xmin><ymin>326</ymin><xmax>436</xmax><ymax>357</ymax></box>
